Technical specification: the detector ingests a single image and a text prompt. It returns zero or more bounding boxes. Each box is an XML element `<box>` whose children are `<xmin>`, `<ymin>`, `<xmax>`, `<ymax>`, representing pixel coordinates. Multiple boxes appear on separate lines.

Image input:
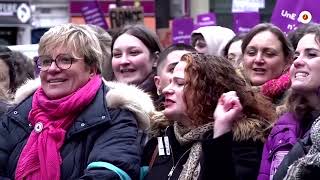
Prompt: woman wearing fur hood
<box><xmin>141</xmin><ymin>53</ymin><xmax>276</xmax><ymax>180</ymax></box>
<box><xmin>0</xmin><ymin>23</ymin><xmax>154</xmax><ymax>180</ymax></box>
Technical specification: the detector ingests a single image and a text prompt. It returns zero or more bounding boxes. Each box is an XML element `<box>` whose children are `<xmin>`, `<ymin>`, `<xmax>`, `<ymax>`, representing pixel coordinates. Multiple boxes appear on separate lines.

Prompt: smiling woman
<box><xmin>241</xmin><ymin>23</ymin><xmax>294</xmax><ymax>104</ymax></box>
<box><xmin>0</xmin><ymin>46</ymin><xmax>16</xmax><ymax>97</ymax></box>
<box><xmin>0</xmin><ymin>23</ymin><xmax>155</xmax><ymax>180</ymax></box>
<box><xmin>111</xmin><ymin>24</ymin><xmax>162</xmax><ymax>102</ymax></box>
<box><xmin>258</xmin><ymin>24</ymin><xmax>320</xmax><ymax>180</ymax></box>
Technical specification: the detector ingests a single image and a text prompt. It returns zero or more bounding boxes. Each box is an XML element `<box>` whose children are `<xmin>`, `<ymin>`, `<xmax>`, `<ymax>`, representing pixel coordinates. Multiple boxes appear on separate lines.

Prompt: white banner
<box><xmin>232</xmin><ymin>0</ymin><xmax>265</xmax><ymax>13</ymax></box>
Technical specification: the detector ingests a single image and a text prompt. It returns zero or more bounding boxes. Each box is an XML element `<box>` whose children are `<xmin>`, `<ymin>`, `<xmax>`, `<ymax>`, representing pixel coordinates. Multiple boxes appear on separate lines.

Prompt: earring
<box><xmin>157</xmin><ymin>89</ymin><xmax>161</xmax><ymax>96</ymax></box>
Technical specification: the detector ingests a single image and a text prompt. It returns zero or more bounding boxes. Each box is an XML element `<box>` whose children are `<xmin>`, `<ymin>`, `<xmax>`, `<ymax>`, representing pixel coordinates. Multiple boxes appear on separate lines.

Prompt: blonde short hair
<box><xmin>38</xmin><ymin>23</ymin><xmax>103</xmax><ymax>73</ymax></box>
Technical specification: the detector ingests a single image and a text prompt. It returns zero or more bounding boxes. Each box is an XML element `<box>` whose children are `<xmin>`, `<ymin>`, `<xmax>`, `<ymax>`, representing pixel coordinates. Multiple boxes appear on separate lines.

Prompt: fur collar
<box><xmin>232</xmin><ymin>114</ymin><xmax>271</xmax><ymax>142</ymax></box>
<box><xmin>149</xmin><ymin>112</ymin><xmax>271</xmax><ymax>142</ymax></box>
<box><xmin>14</xmin><ymin>77</ymin><xmax>154</xmax><ymax>130</ymax></box>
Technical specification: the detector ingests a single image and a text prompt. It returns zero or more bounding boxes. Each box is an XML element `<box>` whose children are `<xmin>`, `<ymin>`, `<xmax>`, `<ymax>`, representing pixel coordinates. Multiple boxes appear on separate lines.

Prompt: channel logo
<box><xmin>298</xmin><ymin>10</ymin><xmax>312</xmax><ymax>24</ymax></box>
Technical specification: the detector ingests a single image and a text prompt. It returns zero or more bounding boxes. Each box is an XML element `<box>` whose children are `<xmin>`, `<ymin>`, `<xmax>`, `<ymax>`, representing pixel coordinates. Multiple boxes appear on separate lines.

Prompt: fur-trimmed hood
<box><xmin>14</xmin><ymin>77</ymin><xmax>155</xmax><ymax>130</ymax></box>
<box><xmin>149</xmin><ymin>112</ymin><xmax>271</xmax><ymax>142</ymax></box>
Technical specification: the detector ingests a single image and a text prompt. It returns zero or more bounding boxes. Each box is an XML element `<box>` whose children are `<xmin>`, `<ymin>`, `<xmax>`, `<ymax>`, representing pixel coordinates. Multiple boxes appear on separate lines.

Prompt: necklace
<box><xmin>167</xmin><ymin>147</ymin><xmax>192</xmax><ymax>180</ymax></box>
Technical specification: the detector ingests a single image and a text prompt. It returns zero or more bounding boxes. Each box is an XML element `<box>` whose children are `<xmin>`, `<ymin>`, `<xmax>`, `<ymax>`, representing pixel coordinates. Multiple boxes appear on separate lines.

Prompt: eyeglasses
<box><xmin>34</xmin><ymin>54</ymin><xmax>79</xmax><ymax>71</ymax></box>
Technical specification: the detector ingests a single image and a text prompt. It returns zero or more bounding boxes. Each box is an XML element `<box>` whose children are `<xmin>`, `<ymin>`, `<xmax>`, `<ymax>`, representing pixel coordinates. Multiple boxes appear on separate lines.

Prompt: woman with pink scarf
<box><xmin>241</xmin><ymin>23</ymin><xmax>294</xmax><ymax>105</ymax></box>
<box><xmin>0</xmin><ymin>24</ymin><xmax>154</xmax><ymax>180</ymax></box>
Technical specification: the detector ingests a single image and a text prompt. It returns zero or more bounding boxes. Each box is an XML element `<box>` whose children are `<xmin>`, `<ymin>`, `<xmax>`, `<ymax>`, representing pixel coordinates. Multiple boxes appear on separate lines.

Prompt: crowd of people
<box><xmin>0</xmin><ymin>21</ymin><xmax>319</xmax><ymax>180</ymax></box>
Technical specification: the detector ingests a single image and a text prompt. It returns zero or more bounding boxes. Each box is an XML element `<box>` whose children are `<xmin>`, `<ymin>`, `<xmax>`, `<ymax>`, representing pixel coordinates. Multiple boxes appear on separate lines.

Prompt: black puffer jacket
<box><xmin>0</xmin><ymin>80</ymin><xmax>154</xmax><ymax>180</ymax></box>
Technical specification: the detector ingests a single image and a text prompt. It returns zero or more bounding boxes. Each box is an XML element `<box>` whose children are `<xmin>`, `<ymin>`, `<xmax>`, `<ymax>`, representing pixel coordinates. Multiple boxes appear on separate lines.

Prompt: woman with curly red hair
<box><xmin>141</xmin><ymin>53</ymin><xmax>276</xmax><ymax>180</ymax></box>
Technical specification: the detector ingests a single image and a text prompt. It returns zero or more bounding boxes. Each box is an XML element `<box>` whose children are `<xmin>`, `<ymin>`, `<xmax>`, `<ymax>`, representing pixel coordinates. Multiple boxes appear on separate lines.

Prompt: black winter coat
<box><xmin>142</xmin><ymin>126</ymin><xmax>263</xmax><ymax>180</ymax></box>
<box><xmin>0</xmin><ymin>85</ymin><xmax>141</xmax><ymax>180</ymax></box>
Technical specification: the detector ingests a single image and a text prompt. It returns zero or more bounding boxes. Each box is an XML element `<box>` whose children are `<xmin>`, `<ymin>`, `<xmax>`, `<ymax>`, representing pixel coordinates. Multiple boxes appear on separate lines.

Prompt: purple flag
<box><xmin>233</xmin><ymin>12</ymin><xmax>260</xmax><ymax>34</ymax></box>
<box><xmin>172</xmin><ymin>17</ymin><xmax>194</xmax><ymax>44</ymax></box>
<box><xmin>271</xmin><ymin>0</ymin><xmax>320</xmax><ymax>34</ymax></box>
<box><xmin>194</xmin><ymin>12</ymin><xmax>216</xmax><ymax>29</ymax></box>
<box><xmin>81</xmin><ymin>0</ymin><xmax>109</xmax><ymax>30</ymax></box>
<box><xmin>70</xmin><ymin>0</ymin><xmax>155</xmax><ymax>17</ymax></box>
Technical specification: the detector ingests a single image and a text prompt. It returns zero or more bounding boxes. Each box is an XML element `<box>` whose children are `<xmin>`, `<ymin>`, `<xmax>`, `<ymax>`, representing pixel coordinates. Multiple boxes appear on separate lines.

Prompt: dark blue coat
<box><xmin>0</xmin><ymin>84</ymin><xmax>141</xmax><ymax>180</ymax></box>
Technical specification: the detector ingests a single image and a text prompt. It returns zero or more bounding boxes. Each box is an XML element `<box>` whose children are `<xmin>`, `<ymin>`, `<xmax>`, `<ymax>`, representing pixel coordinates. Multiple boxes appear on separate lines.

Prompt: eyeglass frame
<box><xmin>34</xmin><ymin>54</ymin><xmax>81</xmax><ymax>71</ymax></box>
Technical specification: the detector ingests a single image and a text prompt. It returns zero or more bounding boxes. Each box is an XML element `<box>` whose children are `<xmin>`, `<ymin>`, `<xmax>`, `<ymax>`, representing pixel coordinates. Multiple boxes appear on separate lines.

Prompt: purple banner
<box><xmin>194</xmin><ymin>12</ymin><xmax>216</xmax><ymax>29</ymax></box>
<box><xmin>172</xmin><ymin>17</ymin><xmax>194</xmax><ymax>44</ymax></box>
<box><xmin>70</xmin><ymin>0</ymin><xmax>155</xmax><ymax>17</ymax></box>
<box><xmin>81</xmin><ymin>0</ymin><xmax>109</xmax><ymax>30</ymax></box>
<box><xmin>271</xmin><ymin>0</ymin><xmax>320</xmax><ymax>34</ymax></box>
<box><xmin>233</xmin><ymin>12</ymin><xmax>260</xmax><ymax>34</ymax></box>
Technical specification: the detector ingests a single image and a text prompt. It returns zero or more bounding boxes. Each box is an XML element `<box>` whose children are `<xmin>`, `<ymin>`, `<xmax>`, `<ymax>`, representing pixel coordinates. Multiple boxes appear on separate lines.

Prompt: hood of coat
<box><xmin>14</xmin><ymin>77</ymin><xmax>155</xmax><ymax>130</ymax></box>
<box><xmin>192</xmin><ymin>26</ymin><xmax>235</xmax><ymax>56</ymax></box>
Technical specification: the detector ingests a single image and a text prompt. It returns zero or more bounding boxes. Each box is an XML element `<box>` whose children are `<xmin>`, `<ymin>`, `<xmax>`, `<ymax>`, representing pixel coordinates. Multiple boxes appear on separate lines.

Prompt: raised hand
<box><xmin>213</xmin><ymin>91</ymin><xmax>243</xmax><ymax>138</ymax></box>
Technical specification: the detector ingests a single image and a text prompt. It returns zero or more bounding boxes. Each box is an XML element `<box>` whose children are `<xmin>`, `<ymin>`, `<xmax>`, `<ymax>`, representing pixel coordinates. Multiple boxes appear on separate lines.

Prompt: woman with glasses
<box><xmin>0</xmin><ymin>23</ymin><xmax>154</xmax><ymax>180</ymax></box>
<box><xmin>141</xmin><ymin>53</ymin><xmax>276</xmax><ymax>180</ymax></box>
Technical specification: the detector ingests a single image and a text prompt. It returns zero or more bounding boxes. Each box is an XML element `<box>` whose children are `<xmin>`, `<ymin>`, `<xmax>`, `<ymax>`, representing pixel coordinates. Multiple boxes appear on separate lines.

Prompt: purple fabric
<box><xmin>233</xmin><ymin>12</ymin><xmax>260</xmax><ymax>34</ymax></box>
<box><xmin>80</xmin><ymin>0</ymin><xmax>109</xmax><ymax>30</ymax></box>
<box><xmin>70</xmin><ymin>1</ymin><xmax>155</xmax><ymax>17</ymax></box>
<box><xmin>258</xmin><ymin>112</ymin><xmax>300</xmax><ymax>180</ymax></box>
<box><xmin>271</xmin><ymin>0</ymin><xmax>320</xmax><ymax>34</ymax></box>
<box><xmin>172</xmin><ymin>17</ymin><xmax>194</xmax><ymax>44</ymax></box>
<box><xmin>194</xmin><ymin>13</ymin><xmax>216</xmax><ymax>29</ymax></box>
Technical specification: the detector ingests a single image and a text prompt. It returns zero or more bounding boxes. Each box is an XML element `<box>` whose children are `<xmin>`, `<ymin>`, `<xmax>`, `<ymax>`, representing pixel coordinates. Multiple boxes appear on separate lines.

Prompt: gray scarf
<box><xmin>284</xmin><ymin>115</ymin><xmax>320</xmax><ymax>180</ymax></box>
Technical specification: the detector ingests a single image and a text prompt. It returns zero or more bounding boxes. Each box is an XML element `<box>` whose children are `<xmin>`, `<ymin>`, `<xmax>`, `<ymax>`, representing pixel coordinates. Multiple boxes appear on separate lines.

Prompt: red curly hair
<box><xmin>181</xmin><ymin>53</ymin><xmax>275</xmax><ymax>127</ymax></box>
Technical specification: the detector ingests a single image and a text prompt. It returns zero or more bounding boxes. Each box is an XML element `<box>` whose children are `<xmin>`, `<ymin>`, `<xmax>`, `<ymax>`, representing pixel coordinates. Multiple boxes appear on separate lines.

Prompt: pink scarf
<box><xmin>15</xmin><ymin>75</ymin><xmax>102</xmax><ymax>180</ymax></box>
<box><xmin>261</xmin><ymin>72</ymin><xmax>291</xmax><ymax>99</ymax></box>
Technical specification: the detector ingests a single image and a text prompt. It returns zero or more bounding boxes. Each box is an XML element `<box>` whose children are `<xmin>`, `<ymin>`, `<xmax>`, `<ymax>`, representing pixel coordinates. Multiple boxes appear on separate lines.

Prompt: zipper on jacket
<box><xmin>167</xmin><ymin>166</ymin><xmax>175</xmax><ymax>180</ymax></box>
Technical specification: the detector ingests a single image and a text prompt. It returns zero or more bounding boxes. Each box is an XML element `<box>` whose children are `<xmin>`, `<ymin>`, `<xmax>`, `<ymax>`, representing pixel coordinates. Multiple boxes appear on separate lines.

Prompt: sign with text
<box><xmin>233</xmin><ymin>12</ymin><xmax>260</xmax><ymax>34</ymax></box>
<box><xmin>81</xmin><ymin>0</ymin><xmax>109</xmax><ymax>30</ymax></box>
<box><xmin>271</xmin><ymin>0</ymin><xmax>320</xmax><ymax>34</ymax></box>
<box><xmin>232</xmin><ymin>0</ymin><xmax>264</xmax><ymax>12</ymax></box>
<box><xmin>0</xmin><ymin>1</ymin><xmax>31</xmax><ymax>24</ymax></box>
<box><xmin>172</xmin><ymin>17</ymin><xmax>193</xmax><ymax>44</ymax></box>
<box><xmin>194</xmin><ymin>12</ymin><xmax>216</xmax><ymax>29</ymax></box>
<box><xmin>109</xmin><ymin>7</ymin><xmax>144</xmax><ymax>29</ymax></box>
<box><xmin>70</xmin><ymin>0</ymin><xmax>155</xmax><ymax>17</ymax></box>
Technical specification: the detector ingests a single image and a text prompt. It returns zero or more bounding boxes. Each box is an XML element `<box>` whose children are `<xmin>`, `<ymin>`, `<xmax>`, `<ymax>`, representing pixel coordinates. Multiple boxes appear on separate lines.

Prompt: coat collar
<box><xmin>150</xmin><ymin>112</ymin><xmax>272</xmax><ymax>142</ymax></box>
<box><xmin>66</xmin><ymin>84</ymin><xmax>111</xmax><ymax>138</ymax></box>
<box><xmin>7</xmin><ymin>85</ymin><xmax>112</xmax><ymax>138</ymax></box>
<box><xmin>12</xmin><ymin>77</ymin><xmax>155</xmax><ymax>134</ymax></box>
